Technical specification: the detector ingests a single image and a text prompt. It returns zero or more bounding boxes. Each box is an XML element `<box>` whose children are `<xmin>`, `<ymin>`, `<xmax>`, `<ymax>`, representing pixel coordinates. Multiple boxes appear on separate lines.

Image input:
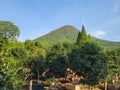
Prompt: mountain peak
<box><xmin>35</xmin><ymin>25</ymin><xmax>80</xmax><ymax>46</ymax></box>
<box><xmin>56</xmin><ymin>25</ymin><xmax>80</xmax><ymax>32</ymax></box>
<box><xmin>59</xmin><ymin>25</ymin><xmax>77</xmax><ymax>29</ymax></box>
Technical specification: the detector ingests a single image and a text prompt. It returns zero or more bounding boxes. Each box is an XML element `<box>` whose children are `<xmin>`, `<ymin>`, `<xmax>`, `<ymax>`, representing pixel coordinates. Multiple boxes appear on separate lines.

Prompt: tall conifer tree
<box><xmin>76</xmin><ymin>25</ymin><xmax>91</xmax><ymax>46</ymax></box>
<box><xmin>77</xmin><ymin>25</ymin><xmax>91</xmax><ymax>46</ymax></box>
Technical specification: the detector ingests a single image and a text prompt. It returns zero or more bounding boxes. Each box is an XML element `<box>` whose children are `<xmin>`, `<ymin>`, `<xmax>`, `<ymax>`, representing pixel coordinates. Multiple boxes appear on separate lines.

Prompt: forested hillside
<box><xmin>35</xmin><ymin>25</ymin><xmax>120</xmax><ymax>49</ymax></box>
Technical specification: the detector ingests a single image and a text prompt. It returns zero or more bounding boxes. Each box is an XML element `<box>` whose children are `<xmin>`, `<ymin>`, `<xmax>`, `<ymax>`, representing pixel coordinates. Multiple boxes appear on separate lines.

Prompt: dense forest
<box><xmin>0</xmin><ymin>21</ymin><xmax>120</xmax><ymax>90</ymax></box>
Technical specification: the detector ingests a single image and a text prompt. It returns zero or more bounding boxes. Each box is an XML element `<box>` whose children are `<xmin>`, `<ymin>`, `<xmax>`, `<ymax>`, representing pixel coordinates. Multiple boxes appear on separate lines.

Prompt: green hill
<box><xmin>35</xmin><ymin>25</ymin><xmax>79</xmax><ymax>46</ymax></box>
<box><xmin>35</xmin><ymin>25</ymin><xmax>120</xmax><ymax>49</ymax></box>
<box><xmin>92</xmin><ymin>37</ymin><xmax>120</xmax><ymax>49</ymax></box>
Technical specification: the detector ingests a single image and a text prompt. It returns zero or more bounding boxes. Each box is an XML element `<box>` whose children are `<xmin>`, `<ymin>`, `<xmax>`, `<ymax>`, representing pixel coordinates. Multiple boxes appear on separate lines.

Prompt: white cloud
<box><xmin>90</xmin><ymin>30</ymin><xmax>106</xmax><ymax>38</ymax></box>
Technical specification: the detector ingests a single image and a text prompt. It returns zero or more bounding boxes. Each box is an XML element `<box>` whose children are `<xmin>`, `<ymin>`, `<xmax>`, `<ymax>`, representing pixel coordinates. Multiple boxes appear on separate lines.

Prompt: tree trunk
<box><xmin>104</xmin><ymin>81</ymin><xmax>107</xmax><ymax>90</ymax></box>
<box><xmin>36</xmin><ymin>69</ymin><xmax>39</xmax><ymax>82</ymax></box>
<box><xmin>29</xmin><ymin>80</ymin><xmax>32</xmax><ymax>90</ymax></box>
<box><xmin>89</xmin><ymin>85</ymin><xmax>91</xmax><ymax>90</ymax></box>
<box><xmin>89</xmin><ymin>85</ymin><xmax>94</xmax><ymax>90</ymax></box>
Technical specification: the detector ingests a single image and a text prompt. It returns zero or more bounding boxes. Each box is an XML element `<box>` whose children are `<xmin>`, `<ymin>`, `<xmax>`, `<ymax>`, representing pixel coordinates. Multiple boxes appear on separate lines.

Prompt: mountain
<box><xmin>35</xmin><ymin>25</ymin><xmax>79</xmax><ymax>46</ymax></box>
<box><xmin>35</xmin><ymin>25</ymin><xmax>120</xmax><ymax>49</ymax></box>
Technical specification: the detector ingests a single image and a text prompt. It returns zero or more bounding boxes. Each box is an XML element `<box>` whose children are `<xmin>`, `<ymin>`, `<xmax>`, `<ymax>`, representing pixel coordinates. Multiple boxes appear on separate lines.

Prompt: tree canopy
<box><xmin>76</xmin><ymin>25</ymin><xmax>91</xmax><ymax>46</ymax></box>
<box><xmin>0</xmin><ymin>21</ymin><xmax>20</xmax><ymax>40</ymax></box>
<box><xmin>69</xmin><ymin>42</ymin><xmax>108</xmax><ymax>86</ymax></box>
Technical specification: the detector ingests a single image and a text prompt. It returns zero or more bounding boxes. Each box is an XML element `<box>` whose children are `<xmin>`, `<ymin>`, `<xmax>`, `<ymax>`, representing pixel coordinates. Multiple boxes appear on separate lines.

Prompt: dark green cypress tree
<box><xmin>76</xmin><ymin>31</ymin><xmax>81</xmax><ymax>46</ymax></box>
<box><xmin>76</xmin><ymin>25</ymin><xmax>91</xmax><ymax>46</ymax></box>
<box><xmin>81</xmin><ymin>25</ymin><xmax>87</xmax><ymax>37</ymax></box>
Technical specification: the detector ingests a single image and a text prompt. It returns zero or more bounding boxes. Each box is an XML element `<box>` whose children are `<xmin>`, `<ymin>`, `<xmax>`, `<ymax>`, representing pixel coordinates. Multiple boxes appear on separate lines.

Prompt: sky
<box><xmin>0</xmin><ymin>0</ymin><xmax>120</xmax><ymax>42</ymax></box>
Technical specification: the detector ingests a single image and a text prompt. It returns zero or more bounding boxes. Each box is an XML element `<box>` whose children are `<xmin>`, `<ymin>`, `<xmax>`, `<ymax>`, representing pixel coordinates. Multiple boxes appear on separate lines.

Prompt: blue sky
<box><xmin>0</xmin><ymin>0</ymin><xmax>120</xmax><ymax>42</ymax></box>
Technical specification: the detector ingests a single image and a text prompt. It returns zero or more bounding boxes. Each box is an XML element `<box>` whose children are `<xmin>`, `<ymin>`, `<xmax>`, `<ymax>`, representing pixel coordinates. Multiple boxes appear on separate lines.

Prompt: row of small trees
<box><xmin>0</xmin><ymin>21</ymin><xmax>120</xmax><ymax>90</ymax></box>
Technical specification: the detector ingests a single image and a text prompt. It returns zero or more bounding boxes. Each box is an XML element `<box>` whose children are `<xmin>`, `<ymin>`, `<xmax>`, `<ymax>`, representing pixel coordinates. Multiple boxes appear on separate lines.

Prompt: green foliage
<box><xmin>25</xmin><ymin>40</ymin><xmax>46</xmax><ymax>59</ymax></box>
<box><xmin>45</xmin><ymin>42</ymin><xmax>72</xmax><ymax>77</ymax></box>
<box><xmin>107</xmin><ymin>49</ymin><xmax>120</xmax><ymax>79</ymax></box>
<box><xmin>24</xmin><ymin>40</ymin><xmax>36</xmax><ymax>52</ymax></box>
<box><xmin>0</xmin><ymin>37</ymin><xmax>9</xmax><ymax>55</ymax></box>
<box><xmin>30</xmin><ymin>48</ymin><xmax>46</xmax><ymax>80</ymax></box>
<box><xmin>10</xmin><ymin>42</ymin><xmax>28</xmax><ymax>61</ymax></box>
<box><xmin>24</xmin><ymin>40</ymin><xmax>38</xmax><ymax>65</ymax></box>
<box><xmin>0</xmin><ymin>21</ymin><xmax>24</xmax><ymax>89</ymax></box>
<box><xmin>35</xmin><ymin>41</ymin><xmax>44</xmax><ymax>48</ymax></box>
<box><xmin>0</xmin><ymin>58</ymin><xmax>25</xmax><ymax>90</ymax></box>
<box><xmin>24</xmin><ymin>40</ymin><xmax>46</xmax><ymax>80</ymax></box>
<box><xmin>48</xmin><ymin>56</ymin><xmax>68</xmax><ymax>77</ymax></box>
<box><xmin>69</xmin><ymin>42</ymin><xmax>108</xmax><ymax>86</ymax></box>
<box><xmin>76</xmin><ymin>25</ymin><xmax>91</xmax><ymax>46</ymax></box>
<box><xmin>0</xmin><ymin>21</ymin><xmax>20</xmax><ymax>40</ymax></box>
<box><xmin>0</xmin><ymin>39</ymin><xmax>25</xmax><ymax>90</ymax></box>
